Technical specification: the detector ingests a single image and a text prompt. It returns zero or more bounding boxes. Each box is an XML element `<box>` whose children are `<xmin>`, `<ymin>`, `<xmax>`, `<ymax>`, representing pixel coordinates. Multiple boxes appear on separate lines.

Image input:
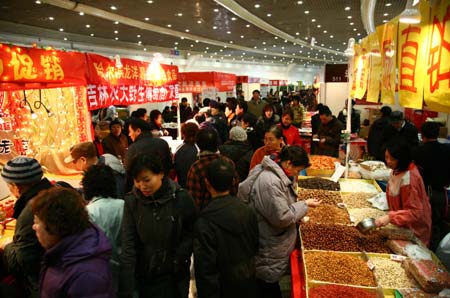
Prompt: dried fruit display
<box><xmin>309</xmin><ymin>284</ymin><xmax>377</xmax><ymax>298</ymax></box>
<box><xmin>371</xmin><ymin>257</ymin><xmax>417</xmax><ymax>289</ymax></box>
<box><xmin>341</xmin><ymin>192</ymin><xmax>374</xmax><ymax>208</ymax></box>
<box><xmin>348</xmin><ymin>208</ymin><xmax>387</xmax><ymax>225</ymax></box>
<box><xmin>340</xmin><ymin>179</ymin><xmax>379</xmax><ymax>193</ymax></box>
<box><xmin>308</xmin><ymin>155</ymin><xmax>339</xmax><ymax>170</ymax></box>
<box><xmin>298</xmin><ymin>177</ymin><xmax>340</xmax><ymax>191</ymax></box>
<box><xmin>298</xmin><ymin>189</ymin><xmax>342</xmax><ymax>205</ymax></box>
<box><xmin>305</xmin><ymin>205</ymin><xmax>350</xmax><ymax>225</ymax></box>
<box><xmin>300</xmin><ymin>224</ymin><xmax>390</xmax><ymax>253</ymax></box>
<box><xmin>304</xmin><ymin>251</ymin><xmax>377</xmax><ymax>287</ymax></box>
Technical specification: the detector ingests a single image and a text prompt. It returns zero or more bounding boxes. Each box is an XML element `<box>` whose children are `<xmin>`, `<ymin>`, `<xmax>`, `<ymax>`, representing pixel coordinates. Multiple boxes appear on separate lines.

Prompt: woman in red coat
<box><xmin>278</xmin><ymin>109</ymin><xmax>302</xmax><ymax>146</ymax></box>
<box><xmin>375</xmin><ymin>141</ymin><xmax>432</xmax><ymax>246</ymax></box>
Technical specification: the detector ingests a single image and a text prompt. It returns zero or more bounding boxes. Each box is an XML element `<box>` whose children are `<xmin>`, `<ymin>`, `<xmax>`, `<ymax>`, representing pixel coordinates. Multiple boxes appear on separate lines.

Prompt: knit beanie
<box><xmin>229</xmin><ymin>126</ymin><xmax>247</xmax><ymax>142</ymax></box>
<box><xmin>1</xmin><ymin>157</ymin><xmax>43</xmax><ymax>185</ymax></box>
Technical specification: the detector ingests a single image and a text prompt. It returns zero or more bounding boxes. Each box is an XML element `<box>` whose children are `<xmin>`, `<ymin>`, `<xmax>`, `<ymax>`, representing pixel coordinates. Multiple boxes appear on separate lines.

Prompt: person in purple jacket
<box><xmin>31</xmin><ymin>187</ymin><xmax>114</xmax><ymax>298</ymax></box>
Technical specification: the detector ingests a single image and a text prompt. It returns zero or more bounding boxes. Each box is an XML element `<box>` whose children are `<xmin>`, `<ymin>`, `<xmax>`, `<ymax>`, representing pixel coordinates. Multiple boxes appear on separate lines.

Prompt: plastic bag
<box><xmin>436</xmin><ymin>232</ymin><xmax>450</xmax><ymax>271</ymax></box>
<box><xmin>368</xmin><ymin>192</ymin><xmax>389</xmax><ymax>211</ymax></box>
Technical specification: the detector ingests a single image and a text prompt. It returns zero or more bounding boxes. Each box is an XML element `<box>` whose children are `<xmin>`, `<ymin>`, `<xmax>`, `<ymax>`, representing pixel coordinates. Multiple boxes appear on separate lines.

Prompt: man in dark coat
<box><xmin>194</xmin><ymin>159</ymin><xmax>258</xmax><ymax>298</ymax></box>
<box><xmin>413</xmin><ymin>121</ymin><xmax>450</xmax><ymax>251</ymax></box>
<box><xmin>380</xmin><ymin>111</ymin><xmax>419</xmax><ymax>162</ymax></box>
<box><xmin>367</xmin><ymin>106</ymin><xmax>391</xmax><ymax>160</ymax></box>
<box><xmin>125</xmin><ymin>118</ymin><xmax>172</xmax><ymax>175</ymax></box>
<box><xmin>315</xmin><ymin>105</ymin><xmax>344</xmax><ymax>157</ymax></box>
<box><xmin>1</xmin><ymin>157</ymin><xmax>53</xmax><ymax>297</ymax></box>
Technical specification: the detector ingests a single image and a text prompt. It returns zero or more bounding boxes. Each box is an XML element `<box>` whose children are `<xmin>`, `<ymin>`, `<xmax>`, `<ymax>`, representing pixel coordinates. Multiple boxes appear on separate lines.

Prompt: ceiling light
<box><xmin>383</xmin><ymin>20</ymin><xmax>388</xmax><ymax>23</ymax></box>
<box><xmin>297</xmin><ymin>1</ymin><xmax>303</xmax><ymax>4</ymax></box>
<box><xmin>48</xmin><ymin>16</ymin><xmax>54</xmax><ymax>21</ymax></box>
<box><xmin>400</xmin><ymin>0</ymin><xmax>421</xmax><ymax>24</ymax></box>
<box><xmin>220</xmin><ymin>49</ymin><xmax>223</xmax><ymax>51</ymax></box>
<box><xmin>213</xmin><ymin>26</ymin><xmax>217</xmax><ymax>29</ymax></box>
<box><xmin>114</xmin><ymin>21</ymin><xmax>119</xmax><ymax>24</ymax></box>
<box><xmin>138</xmin><ymin>41</ymin><xmax>142</xmax><ymax>44</ymax></box>
<box><xmin>353</xmin><ymin>28</ymin><xmax>357</xmax><ymax>31</ymax></box>
<box><xmin>330</xmin><ymin>35</ymin><xmax>334</xmax><ymax>38</ymax></box>
<box><xmin>145</xmin><ymin>17</ymin><xmax>150</xmax><ymax>21</ymax></box>
<box><xmin>262</xmin><ymin>41</ymin><xmax>266</xmax><ymax>44</ymax></box>
<box><xmin>281</xmin><ymin>46</ymin><xmax>284</xmax><ymax>49</ymax></box>
<box><xmin>246</xmin><ymin>24</ymin><xmax>250</xmax><ymax>28</ymax></box>
<box><xmin>195</xmin><ymin>40</ymin><xmax>199</xmax><ymax>43</ymax></box>
<box><xmin>264</xmin><ymin>48</ymin><xmax>267</xmax><ymax>51</ymax></box>
<box><xmin>205</xmin><ymin>47</ymin><xmax>209</xmax><ymax>49</ymax></box>
<box><xmin>190</xmin><ymin>44</ymin><xmax>194</xmax><ymax>47</ymax></box>
<box><xmin>347</xmin><ymin>16</ymin><xmax>352</xmax><ymax>19</ymax></box>
<box><xmin>231</xmin><ymin>17</ymin><xmax>237</xmax><ymax>21</ymax></box>
<box><xmin>137</xmin><ymin>34</ymin><xmax>141</xmax><ymax>38</ymax></box>
<box><xmin>144</xmin><ymin>48</ymin><xmax>147</xmax><ymax>51</ymax></box>
<box><xmin>59</xmin><ymin>28</ymin><xmax>64</xmax><ymax>31</ymax></box>
<box><xmin>317</xmin><ymin>24</ymin><xmax>321</xmax><ymax>28</ymax></box>
<box><xmin>185</xmin><ymin>29</ymin><xmax>190</xmax><ymax>32</ymax></box>
<box><xmin>175</xmin><ymin>42</ymin><xmax>179</xmax><ymax>45</ymax></box>
<box><xmin>229</xmin><ymin>41</ymin><xmax>233</xmax><ymax>43</ymax></box>
<box><xmin>226</xmin><ymin>31</ymin><xmax>231</xmax><ymax>34</ymax></box>
<box><xmin>304</xmin><ymin>10</ymin><xmax>309</xmax><ymax>14</ymax></box>
<box><xmin>311</xmin><ymin>19</ymin><xmax>316</xmax><ymax>22</ymax></box>
<box><xmin>285</xmin><ymin>39</ymin><xmax>288</xmax><ymax>43</ymax></box>
<box><xmin>213</xmin><ymin>8</ymin><xmax>219</xmax><ymax>12</ymax></box>
<box><xmin>273</xmin><ymin>45</ymin><xmax>276</xmax><ymax>47</ymax></box>
<box><xmin>254</xmin><ymin>4</ymin><xmax>260</xmax><ymax>8</ymax></box>
<box><xmin>386</xmin><ymin>3</ymin><xmax>392</xmax><ymax>6</ymax></box>
<box><xmin>241</xmin><ymin>35</ymin><xmax>244</xmax><ymax>38</ymax></box>
<box><xmin>167</xmin><ymin>24</ymin><xmax>172</xmax><ymax>27</ymax></box>
<box><xmin>267</xmin><ymin>14</ymin><xmax>271</xmax><ymax>17</ymax></box>
<box><xmin>147</xmin><ymin>0</ymin><xmax>153</xmax><ymax>3</ymax></box>
<box><xmin>114</xmin><ymin>30</ymin><xmax>118</xmax><ymax>34</ymax></box>
<box><xmin>197</xmin><ymin>20</ymin><xmax>202</xmax><ymax>24</ymax></box>
<box><xmin>177</xmin><ymin>13</ymin><xmax>183</xmax><ymax>17</ymax></box>
<box><xmin>79</xmin><ymin>12</ymin><xmax>85</xmax><ymax>16</ymax></box>
<box><xmin>115</xmin><ymin>37</ymin><xmax>119</xmax><ymax>40</ymax></box>
<box><xmin>384</xmin><ymin>13</ymin><xmax>389</xmax><ymax>16</ymax></box>
<box><xmin>323</xmin><ymin>30</ymin><xmax>327</xmax><ymax>33</ymax></box>
<box><xmin>274</xmin><ymin>36</ymin><xmax>278</xmax><ymax>39</ymax></box>
<box><xmin>35</xmin><ymin>0</ymin><xmax>42</xmax><ymax>3</ymax></box>
<box><xmin>90</xmin><ymin>33</ymin><xmax>94</xmax><ymax>36</ymax></box>
<box><xmin>357</xmin><ymin>33</ymin><xmax>361</xmax><ymax>36</ymax></box>
<box><xmin>345</xmin><ymin>6</ymin><xmax>351</xmax><ymax>11</ymax></box>
<box><xmin>110</xmin><ymin>6</ymin><xmax>117</xmax><ymax>10</ymax></box>
<box><xmin>296</xmin><ymin>32</ymin><xmax>300</xmax><ymax>35</ymax></box>
<box><xmin>350</xmin><ymin>22</ymin><xmax>354</xmax><ymax>25</ymax></box>
<box><xmin>85</xmin><ymin>24</ymin><xmax>90</xmax><ymax>28</ymax></box>
<box><xmin>64</xmin><ymin>37</ymin><xmax>68</xmax><ymax>41</ymax></box>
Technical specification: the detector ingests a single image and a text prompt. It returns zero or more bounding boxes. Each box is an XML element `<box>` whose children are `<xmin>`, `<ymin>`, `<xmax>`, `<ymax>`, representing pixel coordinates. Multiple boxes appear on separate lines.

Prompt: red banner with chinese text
<box><xmin>366</xmin><ymin>33</ymin><xmax>382</xmax><ymax>103</ymax></box>
<box><xmin>424</xmin><ymin>0</ymin><xmax>450</xmax><ymax>113</ymax></box>
<box><xmin>178</xmin><ymin>72</ymin><xmax>236</xmax><ymax>93</ymax></box>
<box><xmin>0</xmin><ymin>44</ymin><xmax>86</xmax><ymax>91</ymax></box>
<box><xmin>377</xmin><ymin>18</ymin><xmax>398</xmax><ymax>104</ymax></box>
<box><xmin>397</xmin><ymin>1</ymin><xmax>430</xmax><ymax>109</ymax></box>
<box><xmin>85</xmin><ymin>53</ymin><xmax>179</xmax><ymax>110</ymax></box>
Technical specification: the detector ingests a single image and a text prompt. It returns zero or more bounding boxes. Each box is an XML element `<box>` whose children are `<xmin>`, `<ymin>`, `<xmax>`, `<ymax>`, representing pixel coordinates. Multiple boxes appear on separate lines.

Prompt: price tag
<box><xmin>367</xmin><ymin>260</ymin><xmax>375</xmax><ymax>270</ymax></box>
<box><xmin>390</xmin><ymin>254</ymin><xmax>407</xmax><ymax>262</ymax></box>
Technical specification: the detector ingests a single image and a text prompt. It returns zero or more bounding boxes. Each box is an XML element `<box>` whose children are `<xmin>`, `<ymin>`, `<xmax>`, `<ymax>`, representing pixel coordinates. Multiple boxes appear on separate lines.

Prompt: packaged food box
<box><xmin>403</xmin><ymin>258</ymin><xmax>450</xmax><ymax>293</ymax></box>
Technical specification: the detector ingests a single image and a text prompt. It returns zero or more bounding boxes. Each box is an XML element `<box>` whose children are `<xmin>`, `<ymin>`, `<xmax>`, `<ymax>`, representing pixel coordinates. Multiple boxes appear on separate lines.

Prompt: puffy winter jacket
<box><xmin>237</xmin><ymin>156</ymin><xmax>308</xmax><ymax>283</ymax></box>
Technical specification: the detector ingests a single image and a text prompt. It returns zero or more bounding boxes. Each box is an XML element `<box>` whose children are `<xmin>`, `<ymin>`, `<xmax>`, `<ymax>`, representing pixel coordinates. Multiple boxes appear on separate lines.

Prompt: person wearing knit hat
<box><xmin>1</xmin><ymin>156</ymin><xmax>53</xmax><ymax>297</ymax></box>
<box><xmin>219</xmin><ymin>126</ymin><xmax>254</xmax><ymax>181</ymax></box>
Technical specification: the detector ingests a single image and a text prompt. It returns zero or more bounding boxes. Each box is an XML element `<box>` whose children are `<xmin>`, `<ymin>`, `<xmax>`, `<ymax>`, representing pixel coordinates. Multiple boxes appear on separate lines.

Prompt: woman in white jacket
<box><xmin>238</xmin><ymin>146</ymin><xmax>321</xmax><ymax>298</ymax></box>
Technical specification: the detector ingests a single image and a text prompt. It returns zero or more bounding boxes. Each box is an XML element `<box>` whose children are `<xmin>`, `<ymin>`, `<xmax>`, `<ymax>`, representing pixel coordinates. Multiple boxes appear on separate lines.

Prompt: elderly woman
<box><xmin>32</xmin><ymin>187</ymin><xmax>114</xmax><ymax>297</ymax></box>
<box><xmin>375</xmin><ymin>141</ymin><xmax>432</xmax><ymax>246</ymax></box>
<box><xmin>238</xmin><ymin>146</ymin><xmax>321</xmax><ymax>298</ymax></box>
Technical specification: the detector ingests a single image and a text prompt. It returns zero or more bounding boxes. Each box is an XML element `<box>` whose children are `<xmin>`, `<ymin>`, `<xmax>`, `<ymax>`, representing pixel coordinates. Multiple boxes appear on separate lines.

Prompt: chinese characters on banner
<box><xmin>377</xmin><ymin>18</ymin><xmax>398</xmax><ymax>104</ymax></box>
<box><xmin>178</xmin><ymin>72</ymin><xmax>236</xmax><ymax>93</ymax></box>
<box><xmin>0</xmin><ymin>44</ymin><xmax>86</xmax><ymax>90</ymax></box>
<box><xmin>85</xmin><ymin>53</ymin><xmax>179</xmax><ymax>110</ymax></box>
<box><xmin>353</xmin><ymin>39</ymin><xmax>369</xmax><ymax>99</ymax></box>
<box><xmin>397</xmin><ymin>1</ymin><xmax>430</xmax><ymax>109</ymax></box>
<box><xmin>366</xmin><ymin>33</ymin><xmax>382</xmax><ymax>102</ymax></box>
<box><xmin>424</xmin><ymin>1</ymin><xmax>450</xmax><ymax>113</ymax></box>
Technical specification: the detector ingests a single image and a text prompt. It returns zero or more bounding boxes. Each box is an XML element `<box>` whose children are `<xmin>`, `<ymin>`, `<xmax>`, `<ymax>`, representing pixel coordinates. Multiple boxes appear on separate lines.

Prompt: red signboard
<box><xmin>85</xmin><ymin>53</ymin><xmax>179</xmax><ymax>110</ymax></box>
<box><xmin>269</xmin><ymin>80</ymin><xmax>288</xmax><ymax>86</ymax></box>
<box><xmin>237</xmin><ymin>76</ymin><xmax>261</xmax><ymax>84</ymax></box>
<box><xmin>0</xmin><ymin>44</ymin><xmax>86</xmax><ymax>90</ymax></box>
<box><xmin>178</xmin><ymin>72</ymin><xmax>236</xmax><ymax>93</ymax></box>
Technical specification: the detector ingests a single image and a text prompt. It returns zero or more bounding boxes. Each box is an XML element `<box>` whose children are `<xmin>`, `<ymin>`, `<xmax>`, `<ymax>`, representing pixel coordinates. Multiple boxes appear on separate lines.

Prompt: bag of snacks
<box><xmin>403</xmin><ymin>258</ymin><xmax>450</xmax><ymax>293</ymax></box>
<box><xmin>380</xmin><ymin>226</ymin><xmax>416</xmax><ymax>241</ymax></box>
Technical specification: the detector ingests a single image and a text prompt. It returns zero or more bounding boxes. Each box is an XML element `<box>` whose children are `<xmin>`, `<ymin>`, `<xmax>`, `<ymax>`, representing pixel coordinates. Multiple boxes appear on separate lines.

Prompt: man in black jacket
<box><xmin>1</xmin><ymin>157</ymin><xmax>53</xmax><ymax>297</ymax></box>
<box><xmin>367</xmin><ymin>106</ymin><xmax>391</xmax><ymax>160</ymax></box>
<box><xmin>194</xmin><ymin>158</ymin><xmax>258</xmax><ymax>298</ymax></box>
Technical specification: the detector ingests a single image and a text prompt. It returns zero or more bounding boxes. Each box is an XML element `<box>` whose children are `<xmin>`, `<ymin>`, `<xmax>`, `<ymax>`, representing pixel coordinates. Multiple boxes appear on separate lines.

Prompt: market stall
<box><xmin>236</xmin><ymin>75</ymin><xmax>262</xmax><ymax>101</ymax></box>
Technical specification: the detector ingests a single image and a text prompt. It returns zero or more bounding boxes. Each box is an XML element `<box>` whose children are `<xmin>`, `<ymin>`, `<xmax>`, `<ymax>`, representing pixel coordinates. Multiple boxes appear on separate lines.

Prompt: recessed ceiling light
<box><xmin>114</xmin><ymin>30</ymin><xmax>118</xmax><ymax>34</ymax></box>
<box><xmin>246</xmin><ymin>24</ymin><xmax>250</xmax><ymax>28</ymax></box>
<box><xmin>177</xmin><ymin>13</ymin><xmax>183</xmax><ymax>16</ymax></box>
<box><xmin>85</xmin><ymin>24</ymin><xmax>90</xmax><ymax>28</ymax></box>
<box><xmin>138</xmin><ymin>41</ymin><xmax>142</xmax><ymax>44</ymax></box>
<box><xmin>35</xmin><ymin>0</ymin><xmax>41</xmax><ymax>3</ymax></box>
<box><xmin>167</xmin><ymin>24</ymin><xmax>172</xmax><ymax>27</ymax></box>
<box><xmin>345</xmin><ymin>6</ymin><xmax>351</xmax><ymax>11</ymax></box>
<box><xmin>357</xmin><ymin>33</ymin><xmax>361</xmax><ymax>36</ymax></box>
<box><xmin>353</xmin><ymin>28</ymin><xmax>357</xmax><ymax>31</ymax></box>
<box><xmin>213</xmin><ymin>26</ymin><xmax>217</xmax><ymax>29</ymax></box>
<box><xmin>227</xmin><ymin>31</ymin><xmax>231</xmax><ymax>34</ymax></box>
<box><xmin>137</xmin><ymin>34</ymin><xmax>141</xmax><ymax>38</ymax></box>
<box><xmin>350</xmin><ymin>22</ymin><xmax>354</xmax><ymax>25</ymax></box>
<box><xmin>185</xmin><ymin>29</ymin><xmax>190</xmax><ymax>32</ymax></box>
<box><xmin>264</xmin><ymin>48</ymin><xmax>267</xmax><ymax>51</ymax></box>
<box><xmin>297</xmin><ymin>1</ymin><xmax>303</xmax><ymax>4</ymax></box>
<box><xmin>285</xmin><ymin>39</ymin><xmax>288</xmax><ymax>43</ymax></box>
<box><xmin>317</xmin><ymin>24</ymin><xmax>321</xmax><ymax>28</ymax></box>
<box><xmin>145</xmin><ymin>17</ymin><xmax>150</xmax><ymax>21</ymax></box>
<box><xmin>195</xmin><ymin>40</ymin><xmax>199</xmax><ymax>43</ymax></box>
<box><xmin>296</xmin><ymin>32</ymin><xmax>300</xmax><ymax>35</ymax></box>
<box><xmin>114</xmin><ymin>21</ymin><xmax>119</xmax><ymax>24</ymax></box>
<box><xmin>197</xmin><ymin>20</ymin><xmax>202</xmax><ymax>24</ymax></box>
<box><xmin>90</xmin><ymin>33</ymin><xmax>94</xmax><ymax>36</ymax></box>
<box><xmin>175</xmin><ymin>42</ymin><xmax>179</xmax><ymax>45</ymax></box>
<box><xmin>48</xmin><ymin>16</ymin><xmax>54</xmax><ymax>21</ymax></box>
<box><xmin>304</xmin><ymin>10</ymin><xmax>309</xmax><ymax>14</ymax></box>
<box><xmin>115</xmin><ymin>37</ymin><xmax>119</xmax><ymax>40</ymax></box>
<box><xmin>254</xmin><ymin>4</ymin><xmax>260</xmax><ymax>8</ymax></box>
<box><xmin>267</xmin><ymin>13</ymin><xmax>271</xmax><ymax>17</ymax></box>
<box><xmin>147</xmin><ymin>0</ymin><xmax>153</xmax><ymax>3</ymax></box>
<box><xmin>241</xmin><ymin>35</ymin><xmax>244</xmax><ymax>38</ymax></box>
<box><xmin>231</xmin><ymin>17</ymin><xmax>237</xmax><ymax>21</ymax></box>
<box><xmin>110</xmin><ymin>6</ymin><xmax>117</xmax><ymax>10</ymax></box>
<box><xmin>220</xmin><ymin>49</ymin><xmax>223</xmax><ymax>51</ymax></box>
<box><xmin>59</xmin><ymin>28</ymin><xmax>64</xmax><ymax>31</ymax></box>
<box><xmin>190</xmin><ymin>44</ymin><xmax>194</xmax><ymax>47</ymax></box>
<box><xmin>273</xmin><ymin>45</ymin><xmax>276</xmax><ymax>47</ymax></box>
<box><xmin>213</xmin><ymin>8</ymin><xmax>219</xmax><ymax>12</ymax></box>
<box><xmin>347</xmin><ymin>16</ymin><xmax>352</xmax><ymax>19</ymax></box>
<box><xmin>79</xmin><ymin>12</ymin><xmax>85</xmax><ymax>16</ymax></box>
<box><xmin>383</xmin><ymin>13</ymin><xmax>389</xmax><ymax>16</ymax></box>
<box><xmin>229</xmin><ymin>41</ymin><xmax>233</xmax><ymax>44</ymax></box>
<box><xmin>330</xmin><ymin>35</ymin><xmax>334</xmax><ymax>38</ymax></box>
<box><xmin>386</xmin><ymin>3</ymin><xmax>392</xmax><ymax>6</ymax></box>
<box><xmin>262</xmin><ymin>41</ymin><xmax>266</xmax><ymax>44</ymax></box>
<box><xmin>63</xmin><ymin>37</ymin><xmax>68</xmax><ymax>41</ymax></box>
<box><xmin>144</xmin><ymin>48</ymin><xmax>147</xmax><ymax>51</ymax></box>
<box><xmin>311</xmin><ymin>18</ymin><xmax>316</xmax><ymax>22</ymax></box>
<box><xmin>323</xmin><ymin>30</ymin><xmax>327</xmax><ymax>33</ymax></box>
<box><xmin>383</xmin><ymin>20</ymin><xmax>388</xmax><ymax>23</ymax></box>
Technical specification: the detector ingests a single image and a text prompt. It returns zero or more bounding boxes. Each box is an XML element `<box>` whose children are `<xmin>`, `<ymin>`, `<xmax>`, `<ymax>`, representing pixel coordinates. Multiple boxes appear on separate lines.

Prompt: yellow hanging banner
<box><xmin>350</xmin><ymin>44</ymin><xmax>361</xmax><ymax>98</ymax></box>
<box><xmin>397</xmin><ymin>1</ymin><xmax>430</xmax><ymax>109</ymax></box>
<box><xmin>367</xmin><ymin>33</ymin><xmax>382</xmax><ymax>103</ymax></box>
<box><xmin>377</xmin><ymin>18</ymin><xmax>398</xmax><ymax>104</ymax></box>
<box><xmin>424</xmin><ymin>0</ymin><xmax>450</xmax><ymax>113</ymax></box>
<box><xmin>354</xmin><ymin>38</ymin><xmax>369</xmax><ymax>99</ymax></box>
